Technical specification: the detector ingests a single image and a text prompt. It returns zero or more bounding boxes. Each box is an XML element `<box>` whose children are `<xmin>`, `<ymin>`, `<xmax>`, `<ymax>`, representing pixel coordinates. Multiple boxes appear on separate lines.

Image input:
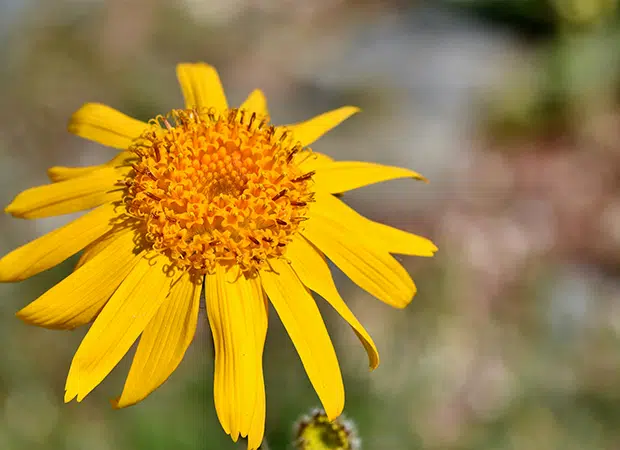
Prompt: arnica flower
<box><xmin>1</xmin><ymin>63</ymin><xmax>437</xmax><ymax>449</ymax></box>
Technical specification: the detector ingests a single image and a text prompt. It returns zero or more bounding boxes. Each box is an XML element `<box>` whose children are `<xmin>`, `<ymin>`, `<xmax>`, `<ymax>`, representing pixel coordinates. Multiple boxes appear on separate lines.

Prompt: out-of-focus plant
<box><xmin>552</xmin><ymin>0</ymin><xmax>618</xmax><ymax>27</ymax></box>
<box><xmin>476</xmin><ymin>0</ymin><xmax>620</xmax><ymax>141</ymax></box>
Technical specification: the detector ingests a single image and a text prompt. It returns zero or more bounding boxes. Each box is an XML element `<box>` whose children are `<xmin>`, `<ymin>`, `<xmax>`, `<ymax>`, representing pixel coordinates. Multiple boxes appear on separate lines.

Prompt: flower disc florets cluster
<box><xmin>125</xmin><ymin>108</ymin><xmax>315</xmax><ymax>275</ymax></box>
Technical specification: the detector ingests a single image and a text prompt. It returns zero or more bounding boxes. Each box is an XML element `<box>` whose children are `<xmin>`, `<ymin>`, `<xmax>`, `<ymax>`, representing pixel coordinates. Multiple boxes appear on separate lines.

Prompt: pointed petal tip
<box><xmin>397</xmin><ymin>289</ymin><xmax>417</xmax><ymax>309</ymax></box>
<box><xmin>64</xmin><ymin>390</ymin><xmax>76</xmax><ymax>403</ymax></box>
<box><xmin>0</xmin><ymin>263</ymin><xmax>21</xmax><ymax>283</ymax></box>
<box><xmin>47</xmin><ymin>166</ymin><xmax>73</xmax><ymax>183</ymax></box>
<box><xmin>67</xmin><ymin>103</ymin><xmax>148</xmax><ymax>149</ymax></box>
<box><xmin>369</xmin><ymin>358</ymin><xmax>380</xmax><ymax>371</ymax></box>
<box><xmin>240</xmin><ymin>89</ymin><xmax>269</xmax><ymax>116</ymax></box>
<box><xmin>15</xmin><ymin>308</ymin><xmax>38</xmax><ymax>324</ymax></box>
<box><xmin>326</xmin><ymin>409</ymin><xmax>343</xmax><ymax>423</ymax></box>
<box><xmin>288</xmin><ymin>105</ymin><xmax>362</xmax><ymax>147</ymax></box>
<box><xmin>418</xmin><ymin>240</ymin><xmax>439</xmax><ymax>257</ymax></box>
<box><xmin>4</xmin><ymin>205</ymin><xmax>33</xmax><ymax>219</ymax></box>
<box><xmin>176</xmin><ymin>62</ymin><xmax>228</xmax><ymax>111</ymax></box>
<box><xmin>322</xmin><ymin>390</ymin><xmax>345</xmax><ymax>424</ymax></box>
<box><xmin>405</xmin><ymin>168</ymin><xmax>428</xmax><ymax>183</ymax></box>
<box><xmin>112</xmin><ymin>394</ymin><xmax>141</xmax><ymax>410</ymax></box>
<box><xmin>67</xmin><ymin>102</ymin><xmax>100</xmax><ymax>132</ymax></box>
<box><xmin>4</xmin><ymin>202</ymin><xmax>17</xmax><ymax>216</ymax></box>
<box><xmin>109</xmin><ymin>397</ymin><xmax>131</xmax><ymax>409</ymax></box>
<box><xmin>246</xmin><ymin>434</ymin><xmax>264</xmax><ymax>450</ymax></box>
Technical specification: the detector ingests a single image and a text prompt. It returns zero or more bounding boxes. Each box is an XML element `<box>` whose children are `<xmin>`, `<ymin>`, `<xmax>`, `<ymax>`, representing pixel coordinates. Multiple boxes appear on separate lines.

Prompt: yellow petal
<box><xmin>287</xmin><ymin>236</ymin><xmax>379</xmax><ymax>370</ymax></box>
<box><xmin>74</xmin><ymin>231</ymin><xmax>118</xmax><ymax>270</ymax></box>
<box><xmin>48</xmin><ymin>151</ymin><xmax>135</xmax><ymax>182</ymax></box>
<box><xmin>113</xmin><ymin>271</ymin><xmax>202</xmax><ymax>408</ymax></box>
<box><xmin>286</xmin><ymin>106</ymin><xmax>359</xmax><ymax>147</ymax></box>
<box><xmin>205</xmin><ymin>266</ymin><xmax>267</xmax><ymax>447</ymax></box>
<box><xmin>68</xmin><ymin>103</ymin><xmax>148</xmax><ymax>149</ymax></box>
<box><xmin>312</xmin><ymin>191</ymin><xmax>437</xmax><ymax>257</ymax></box>
<box><xmin>313</xmin><ymin>161</ymin><xmax>427</xmax><ymax>193</ymax></box>
<box><xmin>367</xmin><ymin>220</ymin><xmax>437</xmax><ymax>256</ymax></box>
<box><xmin>293</xmin><ymin>152</ymin><xmax>334</xmax><ymax>173</ymax></box>
<box><xmin>64</xmin><ymin>254</ymin><xmax>176</xmax><ymax>403</ymax></box>
<box><xmin>5</xmin><ymin>167</ymin><xmax>125</xmax><ymax>219</ymax></box>
<box><xmin>247</xmin><ymin>369</ymin><xmax>266</xmax><ymax>450</ymax></box>
<box><xmin>17</xmin><ymin>229</ymin><xmax>143</xmax><ymax>330</ymax></box>
<box><xmin>0</xmin><ymin>202</ymin><xmax>124</xmax><ymax>282</ymax></box>
<box><xmin>176</xmin><ymin>63</ymin><xmax>228</xmax><ymax>112</ymax></box>
<box><xmin>260</xmin><ymin>260</ymin><xmax>344</xmax><ymax>420</ymax></box>
<box><xmin>302</xmin><ymin>197</ymin><xmax>416</xmax><ymax>309</ymax></box>
<box><xmin>240</xmin><ymin>89</ymin><xmax>268</xmax><ymax>116</ymax></box>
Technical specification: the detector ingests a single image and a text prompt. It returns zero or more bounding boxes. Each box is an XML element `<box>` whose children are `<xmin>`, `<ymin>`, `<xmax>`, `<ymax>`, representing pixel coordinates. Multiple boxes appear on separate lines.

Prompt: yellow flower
<box><xmin>0</xmin><ymin>63</ymin><xmax>437</xmax><ymax>449</ymax></box>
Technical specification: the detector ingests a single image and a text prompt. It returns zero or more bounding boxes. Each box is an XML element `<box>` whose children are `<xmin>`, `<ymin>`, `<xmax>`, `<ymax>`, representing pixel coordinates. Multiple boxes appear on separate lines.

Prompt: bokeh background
<box><xmin>1</xmin><ymin>0</ymin><xmax>620</xmax><ymax>448</ymax></box>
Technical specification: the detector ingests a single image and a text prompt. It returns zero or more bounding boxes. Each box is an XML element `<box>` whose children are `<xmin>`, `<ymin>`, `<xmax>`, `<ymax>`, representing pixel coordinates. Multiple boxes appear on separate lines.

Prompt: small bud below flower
<box><xmin>293</xmin><ymin>408</ymin><xmax>360</xmax><ymax>450</ymax></box>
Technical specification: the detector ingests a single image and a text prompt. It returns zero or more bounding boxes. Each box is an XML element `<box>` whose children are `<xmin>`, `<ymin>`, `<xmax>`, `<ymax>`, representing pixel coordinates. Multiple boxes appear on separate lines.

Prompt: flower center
<box><xmin>125</xmin><ymin>108</ymin><xmax>314</xmax><ymax>275</ymax></box>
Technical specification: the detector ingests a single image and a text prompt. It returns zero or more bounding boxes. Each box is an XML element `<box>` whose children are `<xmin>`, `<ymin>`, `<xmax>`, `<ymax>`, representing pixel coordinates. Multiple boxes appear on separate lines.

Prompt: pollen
<box><xmin>125</xmin><ymin>108</ymin><xmax>314</xmax><ymax>275</ymax></box>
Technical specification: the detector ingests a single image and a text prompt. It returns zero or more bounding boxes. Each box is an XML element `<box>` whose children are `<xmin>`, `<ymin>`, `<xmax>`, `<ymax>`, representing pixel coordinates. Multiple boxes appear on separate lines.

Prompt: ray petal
<box><xmin>113</xmin><ymin>270</ymin><xmax>202</xmax><ymax>408</ymax></box>
<box><xmin>261</xmin><ymin>260</ymin><xmax>344</xmax><ymax>420</ymax></box>
<box><xmin>205</xmin><ymin>267</ymin><xmax>267</xmax><ymax>446</ymax></box>
<box><xmin>68</xmin><ymin>103</ymin><xmax>148</xmax><ymax>149</ymax></box>
<box><xmin>64</xmin><ymin>254</ymin><xmax>177</xmax><ymax>402</ymax></box>
<box><xmin>176</xmin><ymin>63</ymin><xmax>228</xmax><ymax>112</ymax></box>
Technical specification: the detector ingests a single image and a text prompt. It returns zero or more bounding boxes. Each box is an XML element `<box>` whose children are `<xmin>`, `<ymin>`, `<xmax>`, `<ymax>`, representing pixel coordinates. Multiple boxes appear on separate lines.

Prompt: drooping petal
<box><xmin>311</xmin><ymin>191</ymin><xmax>437</xmax><ymax>257</ymax></box>
<box><xmin>176</xmin><ymin>63</ymin><xmax>228</xmax><ymax>112</ymax></box>
<box><xmin>240</xmin><ymin>89</ymin><xmax>268</xmax><ymax>116</ymax></box>
<box><xmin>302</xmin><ymin>198</ymin><xmax>416</xmax><ymax>309</ymax></box>
<box><xmin>16</xmin><ymin>229</ymin><xmax>144</xmax><ymax>330</ymax></box>
<box><xmin>313</xmin><ymin>161</ymin><xmax>427</xmax><ymax>193</ymax></box>
<box><xmin>113</xmin><ymin>270</ymin><xmax>202</xmax><ymax>408</ymax></box>
<box><xmin>68</xmin><ymin>103</ymin><xmax>148</xmax><ymax>149</ymax></box>
<box><xmin>64</xmin><ymin>254</ymin><xmax>177</xmax><ymax>403</ymax></box>
<box><xmin>5</xmin><ymin>167</ymin><xmax>125</xmax><ymax>219</ymax></box>
<box><xmin>293</xmin><ymin>152</ymin><xmax>334</xmax><ymax>173</ymax></box>
<box><xmin>287</xmin><ymin>236</ymin><xmax>379</xmax><ymax>370</ymax></box>
<box><xmin>205</xmin><ymin>266</ymin><xmax>267</xmax><ymax>448</ymax></box>
<box><xmin>261</xmin><ymin>259</ymin><xmax>344</xmax><ymax>420</ymax></box>
<box><xmin>286</xmin><ymin>106</ymin><xmax>359</xmax><ymax>147</ymax></box>
<box><xmin>48</xmin><ymin>151</ymin><xmax>135</xmax><ymax>182</ymax></box>
<box><xmin>247</xmin><ymin>369</ymin><xmax>266</xmax><ymax>450</ymax></box>
<box><xmin>0</xmin><ymin>202</ymin><xmax>124</xmax><ymax>282</ymax></box>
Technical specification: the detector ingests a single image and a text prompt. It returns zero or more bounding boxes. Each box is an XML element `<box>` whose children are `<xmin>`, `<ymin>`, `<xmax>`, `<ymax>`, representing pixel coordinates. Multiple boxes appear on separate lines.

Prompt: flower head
<box><xmin>1</xmin><ymin>63</ymin><xmax>437</xmax><ymax>449</ymax></box>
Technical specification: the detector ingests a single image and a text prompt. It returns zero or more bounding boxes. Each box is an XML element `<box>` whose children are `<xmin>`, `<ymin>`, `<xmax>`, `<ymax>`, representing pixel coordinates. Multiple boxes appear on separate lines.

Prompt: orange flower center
<box><xmin>125</xmin><ymin>108</ymin><xmax>314</xmax><ymax>275</ymax></box>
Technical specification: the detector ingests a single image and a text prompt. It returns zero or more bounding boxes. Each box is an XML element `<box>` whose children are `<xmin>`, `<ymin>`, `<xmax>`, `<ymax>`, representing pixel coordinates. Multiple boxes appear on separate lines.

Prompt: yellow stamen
<box><xmin>125</xmin><ymin>108</ymin><xmax>314</xmax><ymax>275</ymax></box>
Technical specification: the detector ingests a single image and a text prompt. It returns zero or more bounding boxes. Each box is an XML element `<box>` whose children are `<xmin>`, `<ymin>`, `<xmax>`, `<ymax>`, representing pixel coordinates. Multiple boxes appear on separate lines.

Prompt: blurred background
<box><xmin>1</xmin><ymin>0</ymin><xmax>620</xmax><ymax>448</ymax></box>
